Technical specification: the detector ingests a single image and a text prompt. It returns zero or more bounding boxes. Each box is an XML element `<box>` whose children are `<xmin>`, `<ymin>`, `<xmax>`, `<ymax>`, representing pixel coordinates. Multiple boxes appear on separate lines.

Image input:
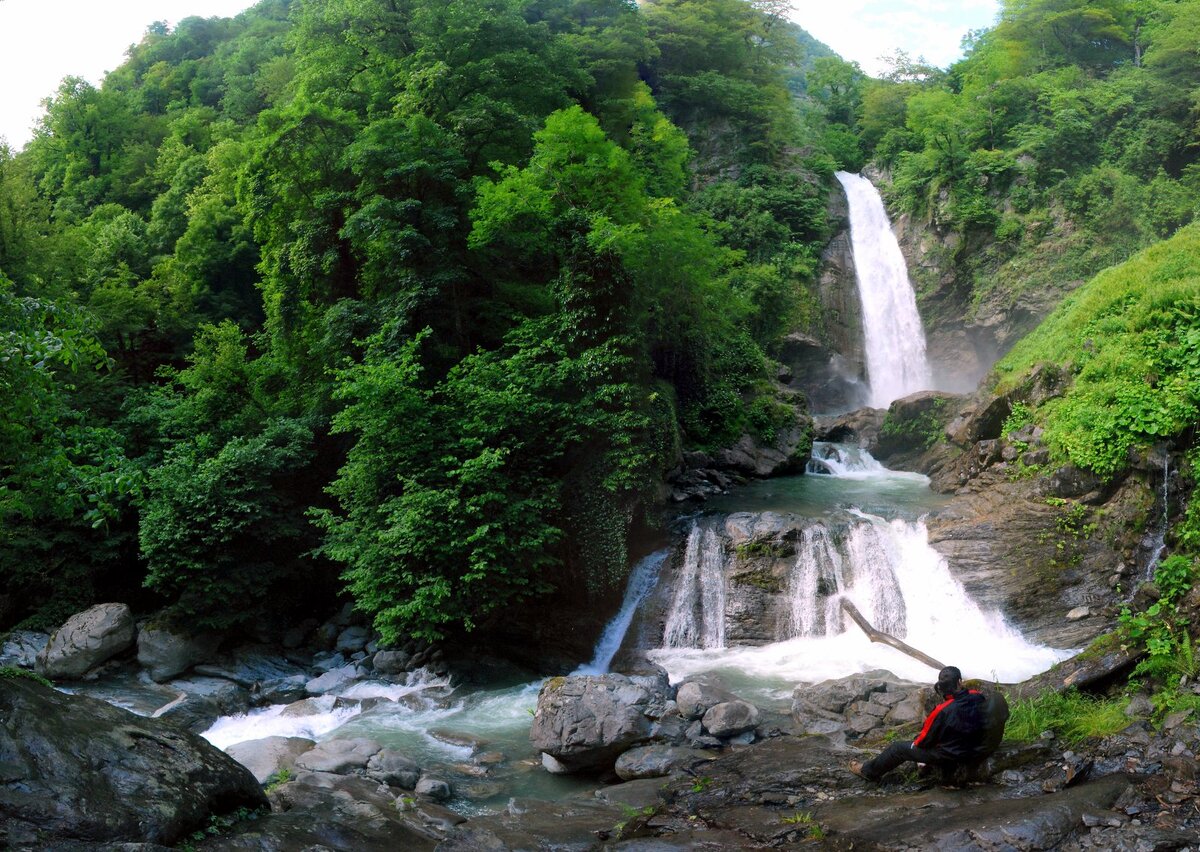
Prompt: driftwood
<box><xmin>840</xmin><ymin>598</ymin><xmax>946</xmax><ymax>672</ymax></box>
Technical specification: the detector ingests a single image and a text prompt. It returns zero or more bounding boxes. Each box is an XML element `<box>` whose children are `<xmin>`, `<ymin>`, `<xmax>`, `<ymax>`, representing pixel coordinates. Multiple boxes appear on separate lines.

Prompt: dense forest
<box><xmin>2</xmin><ymin>0</ymin><xmax>1199</xmax><ymax>662</ymax></box>
<box><xmin>0</xmin><ymin>0</ymin><xmax>843</xmax><ymax>640</ymax></box>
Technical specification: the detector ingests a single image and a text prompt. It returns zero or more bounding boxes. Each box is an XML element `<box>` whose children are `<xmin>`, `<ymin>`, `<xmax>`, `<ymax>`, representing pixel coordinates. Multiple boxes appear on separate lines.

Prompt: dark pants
<box><xmin>860</xmin><ymin>741</ymin><xmax>952</xmax><ymax>781</ymax></box>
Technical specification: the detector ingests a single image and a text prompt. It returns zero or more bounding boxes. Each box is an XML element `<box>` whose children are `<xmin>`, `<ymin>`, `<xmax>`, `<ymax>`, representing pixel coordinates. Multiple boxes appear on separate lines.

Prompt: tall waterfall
<box><xmin>836</xmin><ymin>171</ymin><xmax>933</xmax><ymax>407</ymax></box>
<box><xmin>663</xmin><ymin>524</ymin><xmax>727</xmax><ymax>649</ymax></box>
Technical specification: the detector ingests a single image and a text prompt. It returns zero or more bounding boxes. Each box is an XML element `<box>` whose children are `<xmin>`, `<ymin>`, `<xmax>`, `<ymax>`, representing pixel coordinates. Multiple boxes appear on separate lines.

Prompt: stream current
<box><xmin>191</xmin><ymin>444</ymin><xmax>1071</xmax><ymax>815</ymax></box>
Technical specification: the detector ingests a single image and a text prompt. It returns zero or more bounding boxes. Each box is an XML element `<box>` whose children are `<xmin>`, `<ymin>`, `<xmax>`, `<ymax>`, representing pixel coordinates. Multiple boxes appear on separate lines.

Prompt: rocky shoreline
<box><xmin>3</xmin><ymin>648</ymin><xmax>1198</xmax><ymax>851</ymax></box>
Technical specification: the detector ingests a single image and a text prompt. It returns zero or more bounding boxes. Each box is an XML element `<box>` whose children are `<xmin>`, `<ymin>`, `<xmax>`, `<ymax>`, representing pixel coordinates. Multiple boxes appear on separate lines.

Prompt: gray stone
<box><xmin>192</xmin><ymin>647</ymin><xmax>310</xmax><ymax>704</ymax></box>
<box><xmin>886</xmin><ymin>695</ymin><xmax>927</xmax><ymax>725</ymax></box>
<box><xmin>1125</xmin><ymin>694</ymin><xmax>1154</xmax><ymax>719</ymax></box>
<box><xmin>614</xmin><ymin>745</ymin><xmax>715</xmax><ymax>781</ymax></box>
<box><xmin>311</xmin><ymin>650</ymin><xmax>345</xmax><ymax>672</ymax></box>
<box><xmin>676</xmin><ymin>680</ymin><xmax>739</xmax><ymax>721</ymax></box>
<box><xmin>294</xmin><ymin>737</ymin><xmax>383</xmax><ymax>774</ymax></box>
<box><xmin>415</xmin><ymin>776</ymin><xmax>453</xmax><ymax>802</ymax></box>
<box><xmin>36</xmin><ymin>603</ymin><xmax>135</xmax><ymax>680</ymax></box>
<box><xmin>219</xmin><ymin>770</ymin><xmax>443</xmax><ymax>850</ymax></box>
<box><xmin>371</xmin><ymin>649</ymin><xmax>413</xmax><ymax>675</ymax></box>
<box><xmin>702</xmin><ymin>700</ymin><xmax>760</xmax><ymax>738</ymax></box>
<box><xmin>1066</xmin><ymin>606</ymin><xmax>1091</xmax><ymax>620</ymax></box>
<box><xmin>225</xmin><ymin>735</ymin><xmax>315</xmax><ymax>783</ymax></box>
<box><xmin>153</xmin><ymin>675</ymin><xmax>250</xmax><ymax>732</ymax></box>
<box><xmin>305</xmin><ymin>664</ymin><xmax>358</xmax><ymax>695</ymax></box>
<box><xmin>794</xmin><ymin>673</ymin><xmax>890</xmax><ymax>716</ymax></box>
<box><xmin>136</xmin><ymin>625</ymin><xmax>220</xmax><ymax>682</ymax></box>
<box><xmin>366</xmin><ymin>748</ymin><xmax>421</xmax><ymax>789</ymax></box>
<box><xmin>0</xmin><ymin>630</ymin><xmax>49</xmax><ymax>668</ymax></box>
<box><xmin>335</xmin><ymin>625</ymin><xmax>371</xmax><ymax>654</ymax></box>
<box><xmin>529</xmin><ymin>671</ymin><xmax>673</xmax><ymax>773</ymax></box>
<box><xmin>0</xmin><ymin>677</ymin><xmax>265</xmax><ymax>846</ymax></box>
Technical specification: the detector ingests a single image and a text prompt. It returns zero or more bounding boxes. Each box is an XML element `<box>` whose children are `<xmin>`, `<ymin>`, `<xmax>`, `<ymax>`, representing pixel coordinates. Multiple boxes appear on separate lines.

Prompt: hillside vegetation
<box><xmin>0</xmin><ymin>0</ymin><xmax>851</xmax><ymax>641</ymax></box>
<box><xmin>818</xmin><ymin>0</ymin><xmax>1200</xmax><ymax>331</ymax></box>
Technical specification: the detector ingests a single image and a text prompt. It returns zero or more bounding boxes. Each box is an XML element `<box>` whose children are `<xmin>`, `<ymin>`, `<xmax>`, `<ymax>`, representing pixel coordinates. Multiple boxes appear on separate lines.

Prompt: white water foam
<box><xmin>202</xmin><ymin>694</ymin><xmax>367</xmax><ymax>751</ymax></box>
<box><xmin>201</xmin><ymin>668</ymin><xmax>451</xmax><ymax>751</ymax></box>
<box><xmin>662</xmin><ymin>524</ymin><xmax>727</xmax><ymax>649</ymax></box>
<box><xmin>575</xmin><ymin>548</ymin><xmax>671</xmax><ymax>675</ymax></box>
<box><xmin>836</xmin><ymin>171</ymin><xmax>933</xmax><ymax>407</ymax></box>
<box><xmin>650</xmin><ymin>512</ymin><xmax>1070</xmax><ymax>687</ymax></box>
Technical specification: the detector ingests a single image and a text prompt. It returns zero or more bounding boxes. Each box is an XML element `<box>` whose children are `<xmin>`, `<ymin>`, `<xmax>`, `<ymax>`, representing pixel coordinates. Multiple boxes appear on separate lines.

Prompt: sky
<box><xmin>0</xmin><ymin>0</ymin><xmax>1001</xmax><ymax>151</ymax></box>
<box><xmin>794</xmin><ymin>0</ymin><xmax>1001</xmax><ymax>76</ymax></box>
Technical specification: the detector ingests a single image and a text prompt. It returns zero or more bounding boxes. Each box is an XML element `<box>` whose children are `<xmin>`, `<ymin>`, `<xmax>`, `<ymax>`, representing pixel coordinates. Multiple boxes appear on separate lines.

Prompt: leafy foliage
<box><xmin>0</xmin><ymin>0</ymin><xmax>832</xmax><ymax>639</ymax></box>
<box><xmin>994</xmin><ymin>225</ymin><xmax>1200</xmax><ymax>478</ymax></box>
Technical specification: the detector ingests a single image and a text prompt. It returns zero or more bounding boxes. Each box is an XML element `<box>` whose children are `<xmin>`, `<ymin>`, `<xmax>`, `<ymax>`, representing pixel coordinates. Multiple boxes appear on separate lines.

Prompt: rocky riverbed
<box><xmin>4</xmin><ymin>651</ymin><xmax>1199</xmax><ymax>851</ymax></box>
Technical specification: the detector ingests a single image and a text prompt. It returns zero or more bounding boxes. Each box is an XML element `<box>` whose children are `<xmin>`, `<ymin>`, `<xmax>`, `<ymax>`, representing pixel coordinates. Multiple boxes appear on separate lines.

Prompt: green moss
<box><xmin>734</xmin><ymin>540</ymin><xmax>790</xmax><ymax>560</ymax></box>
<box><xmin>732</xmin><ymin>570</ymin><xmax>783</xmax><ymax>593</ymax></box>
<box><xmin>1074</xmin><ymin>631</ymin><xmax>1124</xmax><ymax>663</ymax></box>
<box><xmin>0</xmin><ymin>666</ymin><xmax>51</xmax><ymax>688</ymax></box>
<box><xmin>880</xmin><ymin>398</ymin><xmax>947</xmax><ymax>450</ymax></box>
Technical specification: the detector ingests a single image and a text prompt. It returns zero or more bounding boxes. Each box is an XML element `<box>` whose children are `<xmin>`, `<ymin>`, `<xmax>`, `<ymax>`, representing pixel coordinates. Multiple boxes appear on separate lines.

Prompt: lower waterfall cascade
<box><xmin>648</xmin><ymin>444</ymin><xmax>1072</xmax><ymax>691</ymax></box>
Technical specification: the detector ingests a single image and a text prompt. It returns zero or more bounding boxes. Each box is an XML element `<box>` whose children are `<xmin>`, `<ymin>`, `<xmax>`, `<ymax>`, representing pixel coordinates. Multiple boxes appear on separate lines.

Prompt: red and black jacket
<box><xmin>913</xmin><ymin>688</ymin><xmax>986</xmax><ymax>759</ymax></box>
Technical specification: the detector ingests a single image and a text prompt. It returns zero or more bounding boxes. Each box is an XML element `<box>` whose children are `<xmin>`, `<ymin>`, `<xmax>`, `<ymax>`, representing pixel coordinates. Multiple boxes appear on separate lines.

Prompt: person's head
<box><xmin>935</xmin><ymin>666</ymin><xmax>962</xmax><ymax>697</ymax></box>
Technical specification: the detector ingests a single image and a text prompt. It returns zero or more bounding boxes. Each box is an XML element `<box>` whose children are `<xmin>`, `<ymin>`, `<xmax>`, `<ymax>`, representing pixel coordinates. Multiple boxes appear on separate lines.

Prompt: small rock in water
<box><xmin>415</xmin><ymin>776</ymin><xmax>453</xmax><ymax>802</ymax></box>
<box><xmin>1066</xmin><ymin>606</ymin><xmax>1091</xmax><ymax>620</ymax></box>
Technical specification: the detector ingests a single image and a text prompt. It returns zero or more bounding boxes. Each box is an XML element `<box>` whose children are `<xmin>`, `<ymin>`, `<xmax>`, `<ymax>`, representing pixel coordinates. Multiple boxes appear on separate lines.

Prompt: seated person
<box><xmin>850</xmin><ymin>665</ymin><xmax>987</xmax><ymax>782</ymax></box>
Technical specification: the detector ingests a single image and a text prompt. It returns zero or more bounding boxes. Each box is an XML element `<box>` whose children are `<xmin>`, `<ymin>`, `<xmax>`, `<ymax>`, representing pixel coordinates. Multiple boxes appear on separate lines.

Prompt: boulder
<box><xmin>366</xmin><ymin>749</ymin><xmax>421</xmax><ymax>789</ymax></box>
<box><xmin>35</xmin><ymin>603</ymin><xmax>135</xmax><ymax>680</ymax></box>
<box><xmin>676</xmin><ymin>680</ymin><xmax>741</xmax><ymax>721</ymax></box>
<box><xmin>702</xmin><ymin>700</ymin><xmax>760</xmax><ymax>738</ymax></box>
<box><xmin>529</xmin><ymin>671</ymin><xmax>673</xmax><ymax>774</ymax></box>
<box><xmin>373</xmin><ymin>649</ymin><xmax>413</xmax><ymax>675</ymax></box>
<box><xmin>153</xmin><ymin>675</ymin><xmax>250</xmax><ymax>733</ymax></box>
<box><xmin>215</xmin><ymin>771</ymin><xmax>443</xmax><ymax>851</ymax></box>
<box><xmin>305</xmin><ymin>664</ymin><xmax>359</xmax><ymax>696</ymax></box>
<box><xmin>792</xmin><ymin>672</ymin><xmax>909</xmax><ymax>736</ymax></box>
<box><xmin>0</xmin><ymin>676</ymin><xmax>265</xmax><ymax>846</ymax></box>
<box><xmin>813</xmin><ymin>407</ymin><xmax>887</xmax><ymax>449</ymax></box>
<box><xmin>335</xmin><ymin>626</ymin><xmax>371</xmax><ymax>654</ymax></box>
<box><xmin>137</xmin><ymin>624</ymin><xmax>220</xmax><ymax>682</ymax></box>
<box><xmin>193</xmin><ymin>646</ymin><xmax>310</xmax><ymax>704</ymax></box>
<box><xmin>945</xmin><ymin>392</ymin><xmax>1013</xmax><ymax>448</ymax></box>
<box><xmin>415</xmin><ymin>776</ymin><xmax>453</xmax><ymax>802</ymax></box>
<box><xmin>0</xmin><ymin>631</ymin><xmax>48</xmax><ymax>669</ymax></box>
<box><xmin>874</xmin><ymin>391</ymin><xmax>961</xmax><ymax>460</ymax></box>
<box><xmin>294</xmin><ymin>737</ymin><xmax>383</xmax><ymax>775</ymax></box>
<box><xmin>614</xmin><ymin>745</ymin><xmax>715</xmax><ymax>781</ymax></box>
<box><xmin>711</xmin><ymin>420</ymin><xmax>811</xmax><ymax>479</ymax></box>
<box><xmin>225</xmin><ymin>735</ymin><xmax>315</xmax><ymax>784</ymax></box>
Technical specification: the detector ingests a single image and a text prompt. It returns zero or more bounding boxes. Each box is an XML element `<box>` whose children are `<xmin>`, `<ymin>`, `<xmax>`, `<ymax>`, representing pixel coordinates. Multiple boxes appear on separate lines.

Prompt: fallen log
<box><xmin>839</xmin><ymin>598</ymin><xmax>945</xmax><ymax>672</ymax></box>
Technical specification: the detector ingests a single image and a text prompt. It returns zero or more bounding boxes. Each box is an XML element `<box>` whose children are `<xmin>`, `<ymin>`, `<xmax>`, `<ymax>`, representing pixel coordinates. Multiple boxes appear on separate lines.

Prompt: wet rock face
<box><xmin>529</xmin><ymin>670</ymin><xmax>674</xmax><ymax>774</ymax></box>
<box><xmin>35</xmin><ymin>603</ymin><xmax>135</xmax><ymax>680</ymax></box>
<box><xmin>136</xmin><ymin>624</ymin><xmax>220</xmax><ymax>682</ymax></box>
<box><xmin>0</xmin><ymin>677</ymin><xmax>266</xmax><ymax>848</ymax></box>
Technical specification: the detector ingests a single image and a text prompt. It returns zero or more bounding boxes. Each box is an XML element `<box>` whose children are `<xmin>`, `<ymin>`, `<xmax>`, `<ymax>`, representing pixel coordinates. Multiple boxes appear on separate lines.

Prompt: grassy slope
<box><xmin>992</xmin><ymin>223</ymin><xmax>1200</xmax><ymax>477</ymax></box>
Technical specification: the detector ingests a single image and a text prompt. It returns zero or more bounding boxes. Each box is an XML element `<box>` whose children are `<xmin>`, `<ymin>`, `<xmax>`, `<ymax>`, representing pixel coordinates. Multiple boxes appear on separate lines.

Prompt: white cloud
<box><xmin>792</xmin><ymin>0</ymin><xmax>1000</xmax><ymax>76</ymax></box>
